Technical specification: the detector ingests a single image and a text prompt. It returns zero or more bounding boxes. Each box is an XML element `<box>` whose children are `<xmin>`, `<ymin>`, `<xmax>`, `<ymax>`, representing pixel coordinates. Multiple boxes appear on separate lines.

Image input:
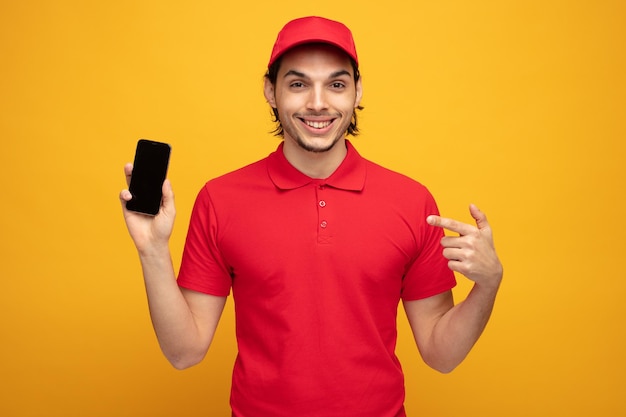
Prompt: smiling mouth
<box><xmin>304</xmin><ymin>119</ymin><xmax>333</xmax><ymax>129</ymax></box>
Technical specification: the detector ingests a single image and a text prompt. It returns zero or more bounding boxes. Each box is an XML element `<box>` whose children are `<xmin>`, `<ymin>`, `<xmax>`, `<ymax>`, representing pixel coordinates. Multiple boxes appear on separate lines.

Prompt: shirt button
<box><xmin>320</xmin><ymin>220</ymin><xmax>328</xmax><ymax>228</ymax></box>
<box><xmin>319</xmin><ymin>200</ymin><xmax>326</xmax><ymax>208</ymax></box>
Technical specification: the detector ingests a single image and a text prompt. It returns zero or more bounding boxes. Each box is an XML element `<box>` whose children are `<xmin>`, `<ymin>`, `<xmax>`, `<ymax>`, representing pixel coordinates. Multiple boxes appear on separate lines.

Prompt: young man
<box><xmin>120</xmin><ymin>16</ymin><xmax>503</xmax><ymax>417</ymax></box>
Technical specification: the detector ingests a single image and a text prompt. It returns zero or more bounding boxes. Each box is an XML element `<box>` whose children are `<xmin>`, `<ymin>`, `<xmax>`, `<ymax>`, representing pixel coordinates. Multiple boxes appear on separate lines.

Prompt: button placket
<box><xmin>316</xmin><ymin>184</ymin><xmax>331</xmax><ymax>243</ymax></box>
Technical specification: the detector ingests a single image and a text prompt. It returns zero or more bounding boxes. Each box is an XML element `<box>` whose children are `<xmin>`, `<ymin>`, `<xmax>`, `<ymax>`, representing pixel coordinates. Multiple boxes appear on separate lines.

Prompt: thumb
<box><xmin>469</xmin><ymin>204</ymin><xmax>490</xmax><ymax>231</ymax></box>
<box><xmin>160</xmin><ymin>179</ymin><xmax>176</xmax><ymax>214</ymax></box>
<box><xmin>162</xmin><ymin>179</ymin><xmax>174</xmax><ymax>199</ymax></box>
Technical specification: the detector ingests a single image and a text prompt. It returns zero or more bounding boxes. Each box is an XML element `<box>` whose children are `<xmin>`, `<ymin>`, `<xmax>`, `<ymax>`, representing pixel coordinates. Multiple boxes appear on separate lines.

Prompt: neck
<box><xmin>282</xmin><ymin>137</ymin><xmax>348</xmax><ymax>179</ymax></box>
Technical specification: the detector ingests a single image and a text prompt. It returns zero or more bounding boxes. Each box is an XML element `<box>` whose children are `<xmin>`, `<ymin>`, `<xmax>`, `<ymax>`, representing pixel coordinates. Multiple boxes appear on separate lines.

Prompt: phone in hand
<box><xmin>126</xmin><ymin>139</ymin><xmax>171</xmax><ymax>216</ymax></box>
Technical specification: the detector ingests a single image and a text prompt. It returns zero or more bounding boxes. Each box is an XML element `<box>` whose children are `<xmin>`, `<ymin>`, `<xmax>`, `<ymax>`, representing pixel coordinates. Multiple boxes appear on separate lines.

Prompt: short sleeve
<box><xmin>401</xmin><ymin>191</ymin><xmax>456</xmax><ymax>300</ymax></box>
<box><xmin>177</xmin><ymin>185</ymin><xmax>232</xmax><ymax>296</ymax></box>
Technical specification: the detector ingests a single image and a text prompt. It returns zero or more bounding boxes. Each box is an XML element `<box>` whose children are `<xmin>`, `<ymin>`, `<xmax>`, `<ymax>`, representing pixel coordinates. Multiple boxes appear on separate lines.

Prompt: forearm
<box><xmin>422</xmin><ymin>281</ymin><xmax>500</xmax><ymax>373</ymax></box>
<box><xmin>419</xmin><ymin>205</ymin><xmax>504</xmax><ymax>372</ymax></box>
<box><xmin>138</xmin><ymin>245</ymin><xmax>207</xmax><ymax>369</ymax></box>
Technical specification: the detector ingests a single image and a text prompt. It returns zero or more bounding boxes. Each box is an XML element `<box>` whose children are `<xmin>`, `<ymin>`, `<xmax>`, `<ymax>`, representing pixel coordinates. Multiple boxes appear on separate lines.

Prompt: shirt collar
<box><xmin>267</xmin><ymin>140</ymin><xmax>366</xmax><ymax>191</ymax></box>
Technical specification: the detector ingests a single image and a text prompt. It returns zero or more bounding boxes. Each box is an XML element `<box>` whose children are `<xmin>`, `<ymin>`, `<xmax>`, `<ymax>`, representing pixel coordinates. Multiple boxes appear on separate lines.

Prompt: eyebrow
<box><xmin>283</xmin><ymin>69</ymin><xmax>352</xmax><ymax>79</ymax></box>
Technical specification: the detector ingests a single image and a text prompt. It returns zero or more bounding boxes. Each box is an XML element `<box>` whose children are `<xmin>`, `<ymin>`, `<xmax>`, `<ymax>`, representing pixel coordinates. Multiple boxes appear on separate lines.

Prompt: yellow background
<box><xmin>1</xmin><ymin>1</ymin><xmax>624</xmax><ymax>416</ymax></box>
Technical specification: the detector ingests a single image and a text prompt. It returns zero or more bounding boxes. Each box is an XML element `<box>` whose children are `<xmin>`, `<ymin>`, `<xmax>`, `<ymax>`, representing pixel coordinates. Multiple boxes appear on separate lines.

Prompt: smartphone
<box><xmin>126</xmin><ymin>139</ymin><xmax>171</xmax><ymax>216</ymax></box>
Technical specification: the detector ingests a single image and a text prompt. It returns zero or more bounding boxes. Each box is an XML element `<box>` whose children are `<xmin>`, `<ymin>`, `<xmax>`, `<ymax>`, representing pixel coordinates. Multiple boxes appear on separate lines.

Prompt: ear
<box><xmin>264</xmin><ymin>77</ymin><xmax>277</xmax><ymax>108</ymax></box>
<box><xmin>354</xmin><ymin>77</ymin><xmax>363</xmax><ymax>108</ymax></box>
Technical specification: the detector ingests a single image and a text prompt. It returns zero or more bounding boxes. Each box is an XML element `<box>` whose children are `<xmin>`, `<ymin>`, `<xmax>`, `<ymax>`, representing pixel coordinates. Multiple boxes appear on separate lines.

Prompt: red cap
<box><xmin>268</xmin><ymin>16</ymin><xmax>358</xmax><ymax>68</ymax></box>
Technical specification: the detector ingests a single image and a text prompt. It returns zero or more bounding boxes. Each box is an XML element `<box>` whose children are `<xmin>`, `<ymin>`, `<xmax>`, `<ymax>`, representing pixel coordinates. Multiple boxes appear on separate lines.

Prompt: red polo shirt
<box><xmin>178</xmin><ymin>140</ymin><xmax>455</xmax><ymax>417</ymax></box>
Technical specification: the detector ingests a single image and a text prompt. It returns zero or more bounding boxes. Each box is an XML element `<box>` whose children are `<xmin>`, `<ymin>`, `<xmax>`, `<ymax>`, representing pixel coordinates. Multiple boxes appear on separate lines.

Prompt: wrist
<box><xmin>137</xmin><ymin>240</ymin><xmax>170</xmax><ymax>259</ymax></box>
<box><xmin>473</xmin><ymin>272</ymin><xmax>502</xmax><ymax>295</ymax></box>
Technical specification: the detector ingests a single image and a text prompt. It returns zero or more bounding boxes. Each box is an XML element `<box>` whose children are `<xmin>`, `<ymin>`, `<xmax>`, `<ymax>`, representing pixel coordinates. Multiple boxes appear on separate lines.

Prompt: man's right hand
<box><xmin>119</xmin><ymin>162</ymin><xmax>176</xmax><ymax>254</ymax></box>
<box><xmin>119</xmin><ymin>163</ymin><xmax>223</xmax><ymax>370</ymax></box>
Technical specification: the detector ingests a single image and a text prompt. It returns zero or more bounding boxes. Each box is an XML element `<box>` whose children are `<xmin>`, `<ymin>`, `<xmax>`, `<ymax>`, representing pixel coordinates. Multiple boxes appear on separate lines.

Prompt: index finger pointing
<box><xmin>427</xmin><ymin>215</ymin><xmax>476</xmax><ymax>236</ymax></box>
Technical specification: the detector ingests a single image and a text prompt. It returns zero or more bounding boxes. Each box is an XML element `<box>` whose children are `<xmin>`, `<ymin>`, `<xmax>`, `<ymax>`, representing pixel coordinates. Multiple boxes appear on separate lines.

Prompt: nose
<box><xmin>306</xmin><ymin>85</ymin><xmax>328</xmax><ymax>111</ymax></box>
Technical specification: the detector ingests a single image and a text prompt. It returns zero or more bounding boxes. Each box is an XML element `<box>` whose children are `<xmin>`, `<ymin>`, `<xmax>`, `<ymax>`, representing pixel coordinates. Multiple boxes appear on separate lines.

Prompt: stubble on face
<box><xmin>287</xmin><ymin>112</ymin><xmax>350</xmax><ymax>153</ymax></box>
<box><xmin>269</xmin><ymin>45</ymin><xmax>361</xmax><ymax>156</ymax></box>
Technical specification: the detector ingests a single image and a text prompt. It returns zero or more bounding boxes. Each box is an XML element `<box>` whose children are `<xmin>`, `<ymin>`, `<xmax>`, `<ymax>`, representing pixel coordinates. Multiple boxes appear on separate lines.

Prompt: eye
<box><xmin>330</xmin><ymin>82</ymin><xmax>346</xmax><ymax>89</ymax></box>
<box><xmin>290</xmin><ymin>81</ymin><xmax>306</xmax><ymax>89</ymax></box>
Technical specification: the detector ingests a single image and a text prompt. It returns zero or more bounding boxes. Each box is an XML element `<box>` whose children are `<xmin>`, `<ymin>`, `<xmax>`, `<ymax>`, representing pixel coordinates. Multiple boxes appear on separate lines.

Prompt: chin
<box><xmin>295</xmin><ymin>134</ymin><xmax>343</xmax><ymax>153</ymax></box>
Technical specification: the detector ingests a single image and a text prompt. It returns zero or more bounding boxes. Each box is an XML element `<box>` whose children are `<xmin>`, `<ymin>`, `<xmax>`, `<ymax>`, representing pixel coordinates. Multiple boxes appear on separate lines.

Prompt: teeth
<box><xmin>305</xmin><ymin>120</ymin><xmax>331</xmax><ymax>129</ymax></box>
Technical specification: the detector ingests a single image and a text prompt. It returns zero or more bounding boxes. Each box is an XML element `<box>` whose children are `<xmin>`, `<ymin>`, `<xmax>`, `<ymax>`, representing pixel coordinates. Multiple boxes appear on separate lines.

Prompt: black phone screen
<box><xmin>126</xmin><ymin>139</ymin><xmax>171</xmax><ymax>216</ymax></box>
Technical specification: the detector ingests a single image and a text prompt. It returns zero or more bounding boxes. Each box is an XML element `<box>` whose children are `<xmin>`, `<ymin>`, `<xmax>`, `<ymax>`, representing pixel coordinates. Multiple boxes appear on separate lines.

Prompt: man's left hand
<box><xmin>427</xmin><ymin>204</ymin><xmax>503</xmax><ymax>289</ymax></box>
